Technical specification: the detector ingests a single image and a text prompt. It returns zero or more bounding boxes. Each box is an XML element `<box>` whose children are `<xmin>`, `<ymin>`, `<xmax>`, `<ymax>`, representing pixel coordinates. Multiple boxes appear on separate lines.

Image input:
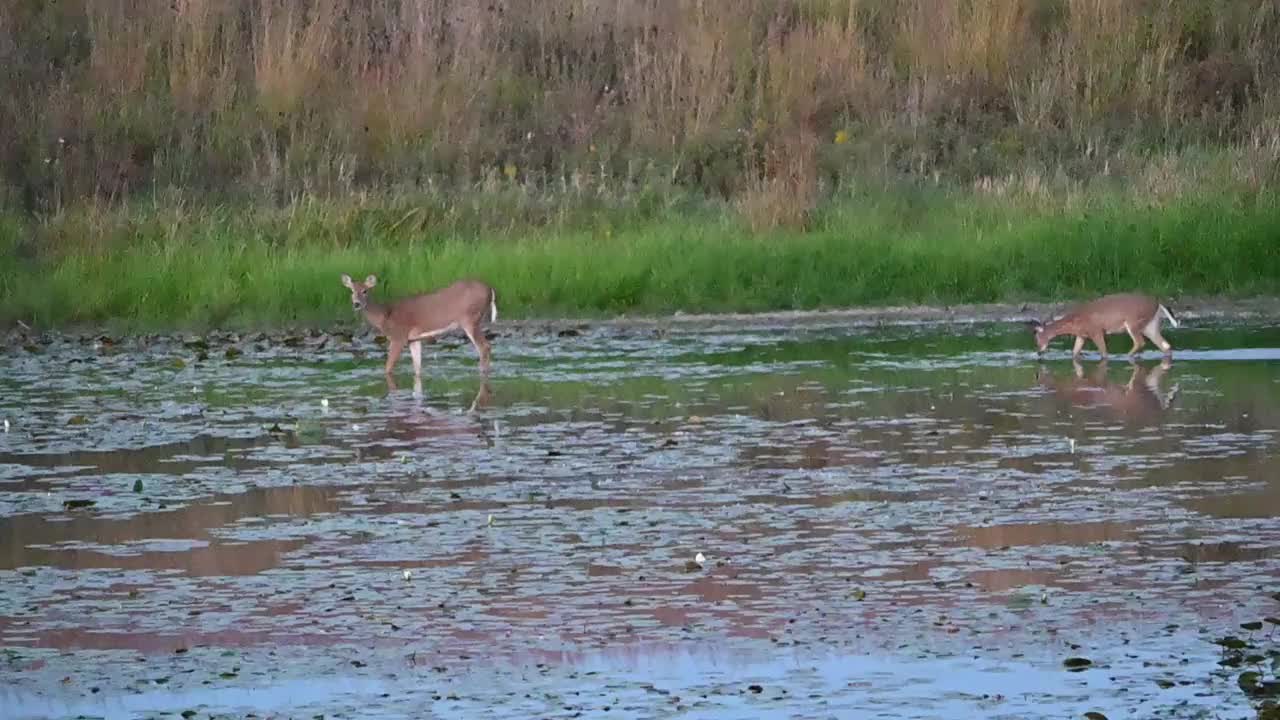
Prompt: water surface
<box><xmin>1</xmin><ymin>321</ymin><xmax>1278</xmax><ymax>718</ymax></box>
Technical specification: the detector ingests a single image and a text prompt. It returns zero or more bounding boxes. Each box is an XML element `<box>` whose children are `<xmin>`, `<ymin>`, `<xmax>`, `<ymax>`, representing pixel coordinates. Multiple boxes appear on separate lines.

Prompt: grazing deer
<box><xmin>1028</xmin><ymin>293</ymin><xmax>1178</xmax><ymax>358</ymax></box>
<box><xmin>340</xmin><ymin>274</ymin><xmax>497</xmax><ymax>378</ymax></box>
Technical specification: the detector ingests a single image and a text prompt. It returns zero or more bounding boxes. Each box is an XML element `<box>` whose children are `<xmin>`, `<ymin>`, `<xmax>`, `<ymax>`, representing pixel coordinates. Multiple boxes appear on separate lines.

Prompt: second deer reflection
<box><xmin>1038</xmin><ymin>358</ymin><xmax>1179</xmax><ymax>424</ymax></box>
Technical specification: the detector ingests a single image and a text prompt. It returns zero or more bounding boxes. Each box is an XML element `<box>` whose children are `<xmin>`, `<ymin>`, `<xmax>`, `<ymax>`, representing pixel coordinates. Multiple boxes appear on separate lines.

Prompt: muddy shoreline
<box><xmin>521</xmin><ymin>295</ymin><xmax>1280</xmax><ymax>332</ymax></box>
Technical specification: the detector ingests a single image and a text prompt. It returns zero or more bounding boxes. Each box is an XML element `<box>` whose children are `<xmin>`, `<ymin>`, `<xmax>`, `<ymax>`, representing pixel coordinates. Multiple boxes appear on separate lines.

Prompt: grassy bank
<box><xmin>3</xmin><ymin>181</ymin><xmax>1278</xmax><ymax>331</ymax></box>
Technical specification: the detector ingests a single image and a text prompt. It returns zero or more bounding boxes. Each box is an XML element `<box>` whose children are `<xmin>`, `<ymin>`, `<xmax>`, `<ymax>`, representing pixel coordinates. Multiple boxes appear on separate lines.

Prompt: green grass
<box><xmin>2</xmin><ymin>186</ymin><xmax>1279</xmax><ymax>331</ymax></box>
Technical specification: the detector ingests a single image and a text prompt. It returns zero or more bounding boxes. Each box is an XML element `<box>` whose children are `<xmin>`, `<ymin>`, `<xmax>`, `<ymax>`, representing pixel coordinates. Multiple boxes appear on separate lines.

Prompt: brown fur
<box><xmin>341</xmin><ymin>274</ymin><xmax>496</xmax><ymax>377</ymax></box>
<box><xmin>1030</xmin><ymin>293</ymin><xmax>1178</xmax><ymax>358</ymax></box>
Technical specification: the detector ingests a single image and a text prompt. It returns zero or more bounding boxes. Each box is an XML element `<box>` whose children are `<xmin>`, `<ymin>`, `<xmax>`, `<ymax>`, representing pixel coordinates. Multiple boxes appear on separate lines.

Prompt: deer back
<box><xmin>385</xmin><ymin>280</ymin><xmax>493</xmax><ymax>338</ymax></box>
<box><xmin>1053</xmin><ymin>293</ymin><xmax>1160</xmax><ymax>335</ymax></box>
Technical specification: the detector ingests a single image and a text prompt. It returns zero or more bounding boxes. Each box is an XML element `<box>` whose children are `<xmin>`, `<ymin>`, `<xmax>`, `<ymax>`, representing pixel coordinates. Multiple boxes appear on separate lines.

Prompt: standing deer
<box><xmin>1028</xmin><ymin>293</ymin><xmax>1179</xmax><ymax>359</ymax></box>
<box><xmin>340</xmin><ymin>274</ymin><xmax>496</xmax><ymax>378</ymax></box>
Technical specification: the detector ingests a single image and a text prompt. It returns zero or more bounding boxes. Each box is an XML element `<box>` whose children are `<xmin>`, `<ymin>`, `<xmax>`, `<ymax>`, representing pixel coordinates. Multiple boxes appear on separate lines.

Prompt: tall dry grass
<box><xmin>1</xmin><ymin>0</ymin><xmax>1277</xmax><ymax>225</ymax></box>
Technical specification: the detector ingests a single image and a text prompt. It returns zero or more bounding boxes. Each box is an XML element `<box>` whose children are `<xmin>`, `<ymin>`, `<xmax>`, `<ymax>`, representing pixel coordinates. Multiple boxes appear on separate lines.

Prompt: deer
<box><xmin>340</xmin><ymin>274</ymin><xmax>497</xmax><ymax>379</ymax></box>
<box><xmin>1027</xmin><ymin>293</ymin><xmax>1179</xmax><ymax>359</ymax></box>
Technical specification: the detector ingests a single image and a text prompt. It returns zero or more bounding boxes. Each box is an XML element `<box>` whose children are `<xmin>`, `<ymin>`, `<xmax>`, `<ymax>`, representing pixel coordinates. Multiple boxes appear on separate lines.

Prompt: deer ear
<box><xmin>340</xmin><ymin>274</ymin><xmax>354</xmax><ymax>288</ymax></box>
<box><xmin>364</xmin><ymin>275</ymin><xmax>378</xmax><ymax>287</ymax></box>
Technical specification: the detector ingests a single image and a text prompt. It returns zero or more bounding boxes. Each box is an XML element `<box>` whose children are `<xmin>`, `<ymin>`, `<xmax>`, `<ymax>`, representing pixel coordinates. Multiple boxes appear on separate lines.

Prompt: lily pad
<box><xmin>1063</xmin><ymin>657</ymin><xmax>1092</xmax><ymax>671</ymax></box>
<box><xmin>1214</xmin><ymin>636</ymin><xmax>1250</xmax><ymax>650</ymax></box>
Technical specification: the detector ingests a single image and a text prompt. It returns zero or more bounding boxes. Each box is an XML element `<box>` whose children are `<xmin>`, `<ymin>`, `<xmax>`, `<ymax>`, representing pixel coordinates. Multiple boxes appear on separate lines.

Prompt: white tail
<box><xmin>340</xmin><ymin>274</ymin><xmax>497</xmax><ymax>378</ymax></box>
<box><xmin>490</xmin><ymin>288</ymin><xmax>498</xmax><ymax>323</ymax></box>
<box><xmin>1159</xmin><ymin>304</ymin><xmax>1179</xmax><ymax>328</ymax></box>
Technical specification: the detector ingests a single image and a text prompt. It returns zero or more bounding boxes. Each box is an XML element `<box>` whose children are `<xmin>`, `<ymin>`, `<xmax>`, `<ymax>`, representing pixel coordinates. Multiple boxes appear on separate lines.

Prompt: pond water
<box><xmin>1</xmin><ymin>321</ymin><xmax>1279</xmax><ymax>719</ymax></box>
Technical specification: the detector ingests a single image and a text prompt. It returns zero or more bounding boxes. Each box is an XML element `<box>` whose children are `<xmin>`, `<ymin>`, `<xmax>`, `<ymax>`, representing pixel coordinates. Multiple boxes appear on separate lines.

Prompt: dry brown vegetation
<box><xmin>2</xmin><ymin>0</ymin><xmax>1278</xmax><ymax>227</ymax></box>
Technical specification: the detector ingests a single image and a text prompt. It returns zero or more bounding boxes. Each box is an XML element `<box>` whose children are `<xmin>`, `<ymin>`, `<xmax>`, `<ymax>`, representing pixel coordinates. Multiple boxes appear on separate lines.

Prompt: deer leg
<box><xmin>1147</xmin><ymin>351</ymin><xmax>1177</xmax><ymax>403</ymax></box>
<box><xmin>1091</xmin><ymin>332</ymin><xmax>1108</xmax><ymax>359</ymax></box>
<box><xmin>384</xmin><ymin>337</ymin><xmax>405</xmax><ymax>377</ymax></box>
<box><xmin>462</xmin><ymin>321</ymin><xmax>491</xmax><ymax>373</ymax></box>
<box><xmin>1125</xmin><ymin>363</ymin><xmax>1141</xmax><ymax>391</ymax></box>
<box><xmin>410</xmin><ymin>340</ymin><xmax>423</xmax><ymax>378</ymax></box>
<box><xmin>469</xmin><ymin>379</ymin><xmax>492</xmax><ymax>413</ymax></box>
<box><xmin>1124</xmin><ymin>322</ymin><xmax>1145</xmax><ymax>358</ymax></box>
<box><xmin>1145</xmin><ymin>361</ymin><xmax>1166</xmax><ymax>392</ymax></box>
<box><xmin>1143</xmin><ymin>321</ymin><xmax>1173</xmax><ymax>356</ymax></box>
<box><xmin>1071</xmin><ymin>336</ymin><xmax>1086</xmax><ymax>358</ymax></box>
<box><xmin>1089</xmin><ymin>359</ymin><xmax>1110</xmax><ymax>387</ymax></box>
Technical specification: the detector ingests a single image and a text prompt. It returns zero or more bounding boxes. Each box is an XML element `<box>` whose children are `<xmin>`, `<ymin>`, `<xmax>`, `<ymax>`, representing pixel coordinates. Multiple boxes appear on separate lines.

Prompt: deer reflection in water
<box><xmin>1037</xmin><ymin>357</ymin><xmax>1180</xmax><ymax>424</ymax></box>
<box><xmin>375</xmin><ymin>377</ymin><xmax>497</xmax><ymax>451</ymax></box>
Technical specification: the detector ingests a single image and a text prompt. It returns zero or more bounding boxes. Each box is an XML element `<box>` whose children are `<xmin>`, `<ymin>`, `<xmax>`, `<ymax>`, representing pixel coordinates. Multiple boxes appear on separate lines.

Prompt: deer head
<box><xmin>340</xmin><ymin>274</ymin><xmax>378</xmax><ymax>311</ymax></box>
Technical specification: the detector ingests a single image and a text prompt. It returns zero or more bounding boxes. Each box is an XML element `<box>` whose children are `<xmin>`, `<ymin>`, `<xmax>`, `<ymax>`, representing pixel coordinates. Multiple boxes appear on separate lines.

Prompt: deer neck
<box><xmin>1042</xmin><ymin>318</ymin><xmax>1073</xmax><ymax>341</ymax></box>
<box><xmin>361</xmin><ymin>300</ymin><xmax>391</xmax><ymax>333</ymax></box>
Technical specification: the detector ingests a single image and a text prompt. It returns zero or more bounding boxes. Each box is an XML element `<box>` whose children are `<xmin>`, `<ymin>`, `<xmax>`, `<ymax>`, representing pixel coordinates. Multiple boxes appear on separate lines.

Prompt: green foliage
<box><xmin>3</xmin><ymin>183</ymin><xmax>1277</xmax><ymax>330</ymax></box>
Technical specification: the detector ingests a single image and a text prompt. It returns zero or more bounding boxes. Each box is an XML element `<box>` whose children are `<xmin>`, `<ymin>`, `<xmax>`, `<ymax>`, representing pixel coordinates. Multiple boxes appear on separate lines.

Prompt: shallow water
<box><xmin>2</xmin><ymin>321</ymin><xmax>1279</xmax><ymax>719</ymax></box>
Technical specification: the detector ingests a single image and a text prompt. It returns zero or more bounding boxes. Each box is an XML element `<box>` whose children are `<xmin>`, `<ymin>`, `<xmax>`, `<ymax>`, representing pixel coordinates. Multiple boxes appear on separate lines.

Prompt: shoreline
<box><xmin>7</xmin><ymin>295</ymin><xmax>1279</xmax><ymax>342</ymax></box>
<box><xmin>503</xmin><ymin>295</ymin><xmax>1280</xmax><ymax>333</ymax></box>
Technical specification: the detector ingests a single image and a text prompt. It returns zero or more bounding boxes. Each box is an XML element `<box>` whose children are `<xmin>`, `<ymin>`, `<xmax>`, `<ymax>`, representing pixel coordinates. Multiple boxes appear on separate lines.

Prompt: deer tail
<box><xmin>489</xmin><ymin>288</ymin><xmax>498</xmax><ymax>323</ymax></box>
<box><xmin>1159</xmin><ymin>304</ymin><xmax>1179</xmax><ymax>328</ymax></box>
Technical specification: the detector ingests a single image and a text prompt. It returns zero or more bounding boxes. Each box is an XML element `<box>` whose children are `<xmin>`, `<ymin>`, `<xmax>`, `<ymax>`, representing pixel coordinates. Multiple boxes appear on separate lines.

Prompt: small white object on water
<box><xmin>1069</xmin><ymin>438</ymin><xmax>1076</xmax><ymax>453</ymax></box>
<box><xmin>352</xmin><ymin>423</ymin><xmax>361</xmax><ymax>431</ymax></box>
<box><xmin>321</xmin><ymin>398</ymin><xmax>329</xmax><ymax>408</ymax></box>
<box><xmin>695</xmin><ymin>552</ymin><xmax>706</xmax><ymax>566</ymax></box>
<box><xmin>487</xmin><ymin>514</ymin><xmax>494</xmax><ymax>526</ymax></box>
<box><xmin>402</xmin><ymin>570</ymin><xmax>412</xmax><ymax>581</ymax></box>
<box><xmin>3</xmin><ymin>419</ymin><xmax>9</xmax><ymax>433</ymax></box>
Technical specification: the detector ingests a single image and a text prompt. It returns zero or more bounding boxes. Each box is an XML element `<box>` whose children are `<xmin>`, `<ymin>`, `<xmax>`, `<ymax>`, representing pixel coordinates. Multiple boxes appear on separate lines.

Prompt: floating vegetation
<box><xmin>1</xmin><ymin>322</ymin><xmax>1279</xmax><ymax>717</ymax></box>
